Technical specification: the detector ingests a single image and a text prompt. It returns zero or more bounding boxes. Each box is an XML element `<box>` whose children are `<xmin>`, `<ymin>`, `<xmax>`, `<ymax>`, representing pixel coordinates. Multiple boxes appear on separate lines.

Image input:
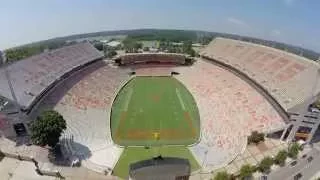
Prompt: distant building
<box><xmin>100</xmin><ymin>40</ymin><xmax>109</xmax><ymax>44</ymax></box>
<box><xmin>106</xmin><ymin>41</ymin><xmax>121</xmax><ymax>48</ymax></box>
<box><xmin>192</xmin><ymin>43</ymin><xmax>203</xmax><ymax>47</ymax></box>
<box><xmin>149</xmin><ymin>47</ymin><xmax>159</xmax><ymax>53</ymax></box>
<box><xmin>172</xmin><ymin>42</ymin><xmax>183</xmax><ymax>46</ymax></box>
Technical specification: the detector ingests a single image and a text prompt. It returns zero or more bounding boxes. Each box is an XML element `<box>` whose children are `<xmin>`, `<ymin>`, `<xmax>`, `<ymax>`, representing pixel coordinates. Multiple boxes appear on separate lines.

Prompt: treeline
<box><xmin>122</xmin><ymin>37</ymin><xmax>196</xmax><ymax>56</ymax></box>
<box><xmin>3</xmin><ymin>29</ymin><xmax>319</xmax><ymax>63</ymax></box>
<box><xmin>122</xmin><ymin>37</ymin><xmax>143</xmax><ymax>53</ymax></box>
<box><xmin>5</xmin><ymin>47</ymin><xmax>42</xmax><ymax>63</ymax></box>
<box><xmin>126</xmin><ymin>29</ymin><xmax>198</xmax><ymax>42</ymax></box>
<box><xmin>41</xmin><ymin>29</ymin><xmax>203</xmax><ymax>44</ymax></box>
<box><xmin>4</xmin><ymin>40</ymin><xmax>69</xmax><ymax>63</ymax></box>
<box><xmin>124</xmin><ymin>30</ymin><xmax>319</xmax><ymax>60</ymax></box>
<box><xmin>159</xmin><ymin>41</ymin><xmax>196</xmax><ymax>56</ymax></box>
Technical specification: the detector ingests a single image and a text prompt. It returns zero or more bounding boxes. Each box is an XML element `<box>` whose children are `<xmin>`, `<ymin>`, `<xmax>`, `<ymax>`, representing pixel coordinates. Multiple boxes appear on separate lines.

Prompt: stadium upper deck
<box><xmin>201</xmin><ymin>37</ymin><xmax>320</xmax><ymax>111</ymax></box>
<box><xmin>0</xmin><ymin>42</ymin><xmax>103</xmax><ymax>111</ymax></box>
<box><xmin>117</xmin><ymin>53</ymin><xmax>186</xmax><ymax>65</ymax></box>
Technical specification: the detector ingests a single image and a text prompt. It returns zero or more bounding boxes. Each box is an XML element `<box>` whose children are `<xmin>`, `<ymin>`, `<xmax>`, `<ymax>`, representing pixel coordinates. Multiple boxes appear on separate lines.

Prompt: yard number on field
<box><xmin>153</xmin><ymin>132</ymin><xmax>160</xmax><ymax>140</ymax></box>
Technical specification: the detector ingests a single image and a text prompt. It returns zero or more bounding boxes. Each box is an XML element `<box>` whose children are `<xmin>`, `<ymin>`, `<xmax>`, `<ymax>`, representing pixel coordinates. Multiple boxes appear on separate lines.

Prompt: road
<box><xmin>268</xmin><ymin>147</ymin><xmax>320</xmax><ymax>180</ymax></box>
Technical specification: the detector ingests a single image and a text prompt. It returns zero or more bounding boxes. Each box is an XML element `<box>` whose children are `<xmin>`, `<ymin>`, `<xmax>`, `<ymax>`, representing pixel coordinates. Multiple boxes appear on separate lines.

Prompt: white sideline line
<box><xmin>176</xmin><ymin>88</ymin><xmax>186</xmax><ymax>111</ymax></box>
<box><xmin>123</xmin><ymin>88</ymin><xmax>133</xmax><ymax>111</ymax></box>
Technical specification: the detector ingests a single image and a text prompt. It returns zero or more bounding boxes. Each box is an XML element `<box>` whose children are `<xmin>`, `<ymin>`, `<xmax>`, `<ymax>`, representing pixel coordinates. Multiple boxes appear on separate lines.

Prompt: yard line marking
<box><xmin>176</xmin><ymin>88</ymin><xmax>186</xmax><ymax>111</ymax></box>
<box><xmin>116</xmin><ymin>111</ymin><xmax>127</xmax><ymax>139</ymax></box>
<box><xmin>123</xmin><ymin>87</ymin><xmax>133</xmax><ymax>111</ymax></box>
<box><xmin>184</xmin><ymin>111</ymin><xmax>196</xmax><ymax>137</ymax></box>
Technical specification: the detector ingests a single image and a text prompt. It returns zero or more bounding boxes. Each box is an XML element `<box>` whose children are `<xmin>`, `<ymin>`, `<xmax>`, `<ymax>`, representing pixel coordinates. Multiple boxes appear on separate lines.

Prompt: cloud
<box><xmin>270</xmin><ymin>29</ymin><xmax>281</xmax><ymax>36</ymax></box>
<box><xmin>227</xmin><ymin>17</ymin><xmax>248</xmax><ymax>27</ymax></box>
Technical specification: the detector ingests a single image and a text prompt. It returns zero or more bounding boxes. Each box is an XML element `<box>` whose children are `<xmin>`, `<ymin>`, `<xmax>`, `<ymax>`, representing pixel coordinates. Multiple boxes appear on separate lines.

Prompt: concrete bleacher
<box><xmin>174</xmin><ymin>60</ymin><xmax>286</xmax><ymax>171</ymax></box>
<box><xmin>0</xmin><ymin>42</ymin><xmax>103</xmax><ymax>111</ymax></box>
<box><xmin>201</xmin><ymin>37</ymin><xmax>320</xmax><ymax>111</ymax></box>
<box><xmin>29</xmin><ymin>61</ymin><xmax>129</xmax><ymax>173</ymax></box>
<box><xmin>29</xmin><ymin>57</ymin><xmax>282</xmax><ymax>172</ymax></box>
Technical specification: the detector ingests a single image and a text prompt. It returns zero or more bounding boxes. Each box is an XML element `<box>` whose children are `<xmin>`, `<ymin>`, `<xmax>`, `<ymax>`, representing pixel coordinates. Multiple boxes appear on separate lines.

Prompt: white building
<box><xmin>106</xmin><ymin>41</ymin><xmax>121</xmax><ymax>48</ymax></box>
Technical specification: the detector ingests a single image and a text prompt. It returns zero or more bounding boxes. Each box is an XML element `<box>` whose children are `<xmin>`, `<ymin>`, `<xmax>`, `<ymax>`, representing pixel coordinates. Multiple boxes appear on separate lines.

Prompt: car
<box><xmin>71</xmin><ymin>157</ymin><xmax>81</xmax><ymax>167</ymax></box>
<box><xmin>290</xmin><ymin>160</ymin><xmax>297</xmax><ymax>166</ymax></box>
<box><xmin>308</xmin><ymin>105</ymin><xmax>320</xmax><ymax>113</ymax></box>
<box><xmin>302</xmin><ymin>154</ymin><xmax>307</xmax><ymax>158</ymax></box>
<box><xmin>307</xmin><ymin>156</ymin><xmax>313</xmax><ymax>162</ymax></box>
<box><xmin>293</xmin><ymin>173</ymin><xmax>302</xmax><ymax>180</ymax></box>
<box><xmin>260</xmin><ymin>175</ymin><xmax>268</xmax><ymax>180</ymax></box>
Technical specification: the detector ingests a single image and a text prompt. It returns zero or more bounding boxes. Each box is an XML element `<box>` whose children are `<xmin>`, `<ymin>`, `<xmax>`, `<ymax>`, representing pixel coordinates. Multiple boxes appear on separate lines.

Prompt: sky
<box><xmin>1</xmin><ymin>0</ymin><xmax>320</xmax><ymax>52</ymax></box>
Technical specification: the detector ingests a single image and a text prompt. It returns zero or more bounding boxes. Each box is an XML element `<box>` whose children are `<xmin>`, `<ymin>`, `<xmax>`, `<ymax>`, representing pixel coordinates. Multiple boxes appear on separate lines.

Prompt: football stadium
<box><xmin>1</xmin><ymin>36</ymin><xmax>320</xmax><ymax>179</ymax></box>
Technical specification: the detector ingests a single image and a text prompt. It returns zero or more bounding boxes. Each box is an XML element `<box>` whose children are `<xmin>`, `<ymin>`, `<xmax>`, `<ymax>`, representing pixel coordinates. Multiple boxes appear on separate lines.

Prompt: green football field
<box><xmin>111</xmin><ymin>76</ymin><xmax>200</xmax><ymax>146</ymax></box>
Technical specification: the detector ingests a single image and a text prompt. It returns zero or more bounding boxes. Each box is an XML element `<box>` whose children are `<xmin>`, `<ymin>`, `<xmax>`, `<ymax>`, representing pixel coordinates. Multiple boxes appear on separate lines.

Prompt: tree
<box><xmin>248</xmin><ymin>131</ymin><xmax>265</xmax><ymax>144</ymax></box>
<box><xmin>122</xmin><ymin>37</ymin><xmax>135</xmax><ymax>52</ymax></box>
<box><xmin>200</xmin><ymin>36</ymin><xmax>214</xmax><ymax>45</ymax></box>
<box><xmin>5</xmin><ymin>40</ymin><xmax>67</xmax><ymax>63</ymax></box>
<box><xmin>274</xmin><ymin>150</ymin><xmax>288</xmax><ymax>166</ymax></box>
<box><xmin>168</xmin><ymin>46</ymin><xmax>177</xmax><ymax>53</ymax></box>
<box><xmin>122</xmin><ymin>37</ymin><xmax>142</xmax><ymax>53</ymax></box>
<box><xmin>31</xmin><ymin>110</ymin><xmax>66</xmax><ymax>147</ymax></box>
<box><xmin>258</xmin><ymin>156</ymin><xmax>274</xmax><ymax>173</ymax></box>
<box><xmin>106</xmin><ymin>50</ymin><xmax>117</xmax><ymax>58</ymax></box>
<box><xmin>182</xmin><ymin>40</ymin><xmax>196</xmax><ymax>56</ymax></box>
<box><xmin>143</xmin><ymin>47</ymin><xmax>150</xmax><ymax>52</ymax></box>
<box><xmin>134</xmin><ymin>42</ymin><xmax>142</xmax><ymax>50</ymax></box>
<box><xmin>188</xmin><ymin>48</ymin><xmax>196</xmax><ymax>57</ymax></box>
<box><xmin>239</xmin><ymin>164</ymin><xmax>255</xmax><ymax>180</ymax></box>
<box><xmin>93</xmin><ymin>42</ymin><xmax>104</xmax><ymax>51</ymax></box>
<box><xmin>185</xmin><ymin>57</ymin><xmax>195</xmax><ymax>65</ymax></box>
<box><xmin>182</xmin><ymin>40</ymin><xmax>192</xmax><ymax>52</ymax></box>
<box><xmin>159</xmin><ymin>40</ymin><xmax>166</xmax><ymax>51</ymax></box>
<box><xmin>214</xmin><ymin>171</ymin><xmax>230</xmax><ymax>180</ymax></box>
<box><xmin>288</xmin><ymin>142</ymin><xmax>302</xmax><ymax>159</ymax></box>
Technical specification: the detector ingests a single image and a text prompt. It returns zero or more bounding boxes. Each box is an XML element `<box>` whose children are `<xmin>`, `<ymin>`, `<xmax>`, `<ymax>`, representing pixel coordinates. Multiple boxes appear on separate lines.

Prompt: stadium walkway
<box><xmin>0</xmin><ymin>136</ymin><xmax>117</xmax><ymax>179</ymax></box>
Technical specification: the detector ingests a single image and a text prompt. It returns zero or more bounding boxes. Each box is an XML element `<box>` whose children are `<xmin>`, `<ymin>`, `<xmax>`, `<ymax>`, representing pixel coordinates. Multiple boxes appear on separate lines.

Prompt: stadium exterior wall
<box><xmin>200</xmin><ymin>56</ymin><xmax>290</xmax><ymax>128</ymax></box>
